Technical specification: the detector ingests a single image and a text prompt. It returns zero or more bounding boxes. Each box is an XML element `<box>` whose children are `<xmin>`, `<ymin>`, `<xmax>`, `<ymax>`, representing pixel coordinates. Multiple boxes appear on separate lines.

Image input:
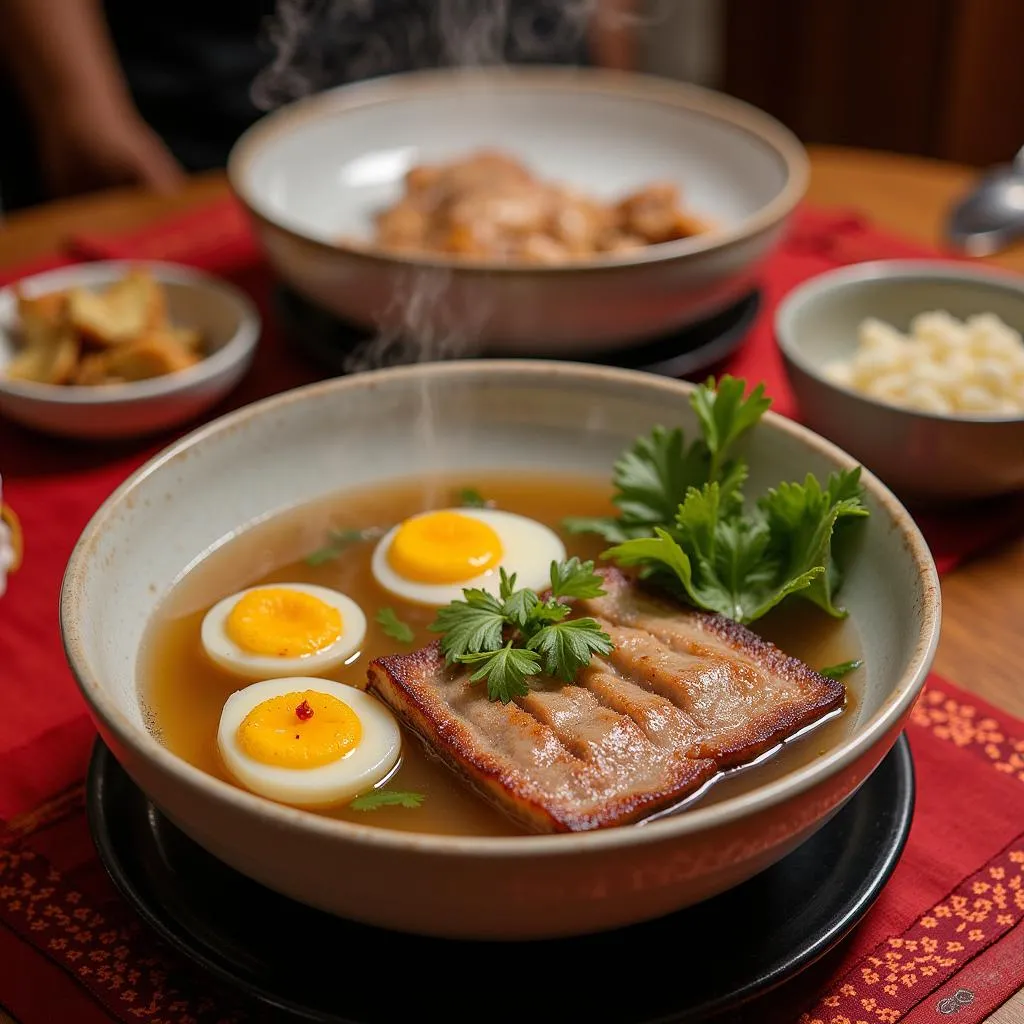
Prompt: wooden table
<box><xmin>2</xmin><ymin>144</ymin><xmax>1022</xmax><ymax>1022</ymax></box>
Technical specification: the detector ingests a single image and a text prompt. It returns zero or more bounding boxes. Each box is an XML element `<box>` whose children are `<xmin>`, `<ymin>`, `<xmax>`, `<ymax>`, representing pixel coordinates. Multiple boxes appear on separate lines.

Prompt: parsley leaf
<box><xmin>375</xmin><ymin>607</ymin><xmax>415</xmax><ymax>644</ymax></box>
<box><xmin>605</xmin><ymin>468</ymin><xmax>866</xmax><ymax>625</ymax></box>
<box><xmin>563</xmin><ymin>426</ymin><xmax>704</xmax><ymax>543</ymax></box>
<box><xmin>499</xmin><ymin>569</ymin><xmax>539</xmax><ymax>627</ymax></box>
<box><xmin>548</xmin><ymin>557</ymin><xmax>606</xmax><ymax>600</ymax></box>
<box><xmin>429</xmin><ymin>560</ymin><xmax>614</xmax><ymax>702</ymax></box>
<box><xmin>604</xmin><ymin>526</ymin><xmax>696</xmax><ymax>596</ymax></box>
<box><xmin>563</xmin><ymin>376</ymin><xmax>768</xmax><ymax>542</ymax></box>
<box><xmin>430</xmin><ymin>589</ymin><xmax>505</xmax><ymax>665</ymax></box>
<box><xmin>526</xmin><ymin>600</ymin><xmax>571</xmax><ymax>627</ymax></box>
<box><xmin>527</xmin><ymin>618</ymin><xmax>614</xmax><ymax>681</ymax></box>
<box><xmin>758</xmin><ymin>468</ymin><xmax>869</xmax><ymax>618</ymax></box>
<box><xmin>690</xmin><ymin>376</ymin><xmax>771</xmax><ymax>482</ymax></box>
<box><xmin>305</xmin><ymin>526</ymin><xmax>382</xmax><ymax>566</ymax></box>
<box><xmin>459</xmin><ymin>642</ymin><xmax>541</xmax><ymax>703</ymax></box>
<box><xmin>349</xmin><ymin>790</ymin><xmax>425</xmax><ymax>811</ymax></box>
<box><xmin>819</xmin><ymin>659</ymin><xmax>864</xmax><ymax>680</ymax></box>
<box><xmin>456</xmin><ymin>487</ymin><xmax>490</xmax><ymax>508</ymax></box>
<box><xmin>568</xmin><ymin>375</ymin><xmax>868</xmax><ymax>626</ymax></box>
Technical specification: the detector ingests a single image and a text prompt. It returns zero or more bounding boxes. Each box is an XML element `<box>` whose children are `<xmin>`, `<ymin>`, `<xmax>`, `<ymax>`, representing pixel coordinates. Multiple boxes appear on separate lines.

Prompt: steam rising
<box><xmin>251</xmin><ymin>1</ymin><xmax>660</xmax><ymax>371</ymax></box>
<box><xmin>252</xmin><ymin>1</ymin><xmax>609</xmax><ymax>109</ymax></box>
<box><xmin>342</xmin><ymin>266</ymin><xmax>490</xmax><ymax>373</ymax></box>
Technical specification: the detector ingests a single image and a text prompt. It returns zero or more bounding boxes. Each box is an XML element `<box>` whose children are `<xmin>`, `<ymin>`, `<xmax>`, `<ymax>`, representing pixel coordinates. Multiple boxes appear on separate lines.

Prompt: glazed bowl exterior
<box><xmin>61</xmin><ymin>362</ymin><xmax>939</xmax><ymax>940</ymax></box>
<box><xmin>227</xmin><ymin>66</ymin><xmax>808</xmax><ymax>356</ymax></box>
<box><xmin>776</xmin><ymin>259</ymin><xmax>1024</xmax><ymax>502</ymax></box>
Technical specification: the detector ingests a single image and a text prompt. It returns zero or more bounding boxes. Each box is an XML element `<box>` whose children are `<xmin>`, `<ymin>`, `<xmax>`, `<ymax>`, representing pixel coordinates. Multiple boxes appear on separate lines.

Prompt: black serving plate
<box><xmin>87</xmin><ymin>735</ymin><xmax>914</xmax><ymax>1023</ymax></box>
<box><xmin>274</xmin><ymin>284</ymin><xmax>762</xmax><ymax>380</ymax></box>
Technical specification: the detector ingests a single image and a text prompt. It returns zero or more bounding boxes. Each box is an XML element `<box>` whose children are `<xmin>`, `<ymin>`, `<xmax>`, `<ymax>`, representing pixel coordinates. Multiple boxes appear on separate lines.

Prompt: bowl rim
<box><xmin>0</xmin><ymin>260</ymin><xmax>262</xmax><ymax>406</ymax></box>
<box><xmin>227</xmin><ymin>65</ymin><xmax>810</xmax><ymax>275</ymax></box>
<box><xmin>60</xmin><ymin>360</ymin><xmax>940</xmax><ymax>856</ymax></box>
<box><xmin>775</xmin><ymin>257</ymin><xmax>1024</xmax><ymax>425</ymax></box>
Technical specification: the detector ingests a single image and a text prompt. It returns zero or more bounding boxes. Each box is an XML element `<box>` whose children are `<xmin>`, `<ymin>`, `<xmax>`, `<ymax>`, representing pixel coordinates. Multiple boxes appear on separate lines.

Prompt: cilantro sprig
<box><xmin>375</xmin><ymin>607</ymin><xmax>415</xmax><ymax>644</ymax></box>
<box><xmin>819</xmin><ymin>659</ymin><xmax>864</xmax><ymax>680</ymax></box>
<box><xmin>563</xmin><ymin>377</ymin><xmax>769</xmax><ymax>543</ymax></box>
<box><xmin>567</xmin><ymin>376</ymin><xmax>869</xmax><ymax>626</ymax></box>
<box><xmin>429</xmin><ymin>558</ymin><xmax>613</xmax><ymax>704</ymax></box>
<box><xmin>305</xmin><ymin>525</ymin><xmax>384</xmax><ymax>566</ymax></box>
<box><xmin>349</xmin><ymin>790</ymin><xmax>425</xmax><ymax>811</ymax></box>
<box><xmin>456</xmin><ymin>487</ymin><xmax>492</xmax><ymax>508</ymax></box>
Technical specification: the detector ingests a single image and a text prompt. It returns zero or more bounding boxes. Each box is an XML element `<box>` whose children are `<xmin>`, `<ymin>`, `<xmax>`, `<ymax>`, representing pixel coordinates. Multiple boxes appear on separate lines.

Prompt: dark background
<box><xmin>721</xmin><ymin>0</ymin><xmax>1023</xmax><ymax>167</ymax></box>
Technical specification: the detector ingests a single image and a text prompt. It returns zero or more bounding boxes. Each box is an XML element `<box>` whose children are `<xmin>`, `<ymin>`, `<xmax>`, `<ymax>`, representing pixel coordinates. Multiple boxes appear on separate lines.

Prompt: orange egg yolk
<box><xmin>387</xmin><ymin>510</ymin><xmax>503</xmax><ymax>584</ymax></box>
<box><xmin>237</xmin><ymin>690</ymin><xmax>362</xmax><ymax>768</ymax></box>
<box><xmin>226</xmin><ymin>588</ymin><xmax>342</xmax><ymax>658</ymax></box>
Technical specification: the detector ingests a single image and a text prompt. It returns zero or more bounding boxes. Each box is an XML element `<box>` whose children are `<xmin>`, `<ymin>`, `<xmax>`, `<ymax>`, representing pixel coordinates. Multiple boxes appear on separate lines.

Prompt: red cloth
<box><xmin>1</xmin><ymin>198</ymin><xmax>1023</xmax><ymax>1023</ymax></box>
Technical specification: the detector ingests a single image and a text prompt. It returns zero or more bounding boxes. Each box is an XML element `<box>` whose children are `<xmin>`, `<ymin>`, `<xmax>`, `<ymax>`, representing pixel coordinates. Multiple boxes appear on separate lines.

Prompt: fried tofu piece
<box><xmin>7</xmin><ymin>288</ymin><xmax>79</xmax><ymax>384</ymax></box>
<box><xmin>6</xmin><ymin>325</ymin><xmax>79</xmax><ymax>384</ymax></box>
<box><xmin>4</xmin><ymin>268</ymin><xmax>206</xmax><ymax>388</ymax></box>
<box><xmin>86</xmin><ymin>331</ymin><xmax>200</xmax><ymax>383</ymax></box>
<box><xmin>164</xmin><ymin>325</ymin><xmax>204</xmax><ymax>354</ymax></box>
<box><xmin>15</xmin><ymin>290</ymin><xmax>69</xmax><ymax>347</ymax></box>
<box><xmin>67</xmin><ymin>270</ymin><xmax>167</xmax><ymax>347</ymax></box>
<box><xmin>70</xmin><ymin>352</ymin><xmax>116</xmax><ymax>386</ymax></box>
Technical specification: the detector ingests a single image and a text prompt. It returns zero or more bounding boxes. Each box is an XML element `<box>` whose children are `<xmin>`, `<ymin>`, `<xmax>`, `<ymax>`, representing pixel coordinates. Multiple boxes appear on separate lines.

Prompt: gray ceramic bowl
<box><xmin>776</xmin><ymin>259</ymin><xmax>1024</xmax><ymax>502</ymax></box>
<box><xmin>228</xmin><ymin>66</ymin><xmax>808</xmax><ymax>356</ymax></box>
<box><xmin>60</xmin><ymin>362</ymin><xmax>939</xmax><ymax>940</ymax></box>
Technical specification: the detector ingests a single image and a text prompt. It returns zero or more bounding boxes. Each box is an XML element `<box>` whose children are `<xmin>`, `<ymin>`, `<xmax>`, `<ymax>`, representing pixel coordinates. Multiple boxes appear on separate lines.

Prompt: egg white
<box><xmin>217</xmin><ymin>677</ymin><xmax>401</xmax><ymax>808</ymax></box>
<box><xmin>201</xmin><ymin>583</ymin><xmax>367</xmax><ymax>679</ymax></box>
<box><xmin>370</xmin><ymin>507</ymin><xmax>567</xmax><ymax>607</ymax></box>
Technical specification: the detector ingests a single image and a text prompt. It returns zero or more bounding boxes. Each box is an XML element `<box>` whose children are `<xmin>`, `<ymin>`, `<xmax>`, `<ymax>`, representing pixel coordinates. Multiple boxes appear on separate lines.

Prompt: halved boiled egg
<box><xmin>370</xmin><ymin>507</ymin><xmax>566</xmax><ymax>606</ymax></box>
<box><xmin>217</xmin><ymin>678</ymin><xmax>401</xmax><ymax>808</ymax></box>
<box><xmin>201</xmin><ymin>583</ymin><xmax>366</xmax><ymax>679</ymax></box>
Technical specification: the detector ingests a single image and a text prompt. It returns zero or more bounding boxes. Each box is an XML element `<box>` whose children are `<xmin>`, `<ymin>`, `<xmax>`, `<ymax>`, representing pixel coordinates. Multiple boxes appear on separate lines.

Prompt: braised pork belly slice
<box><xmin>576</xmin><ymin>569</ymin><xmax>846</xmax><ymax>769</ymax></box>
<box><xmin>367</xmin><ymin>570</ymin><xmax>845</xmax><ymax>834</ymax></box>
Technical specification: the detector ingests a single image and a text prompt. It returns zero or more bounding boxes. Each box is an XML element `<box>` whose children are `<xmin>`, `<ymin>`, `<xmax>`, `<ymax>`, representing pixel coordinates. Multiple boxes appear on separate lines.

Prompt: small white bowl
<box><xmin>776</xmin><ymin>259</ymin><xmax>1024</xmax><ymax>502</ymax></box>
<box><xmin>0</xmin><ymin>261</ymin><xmax>261</xmax><ymax>440</ymax></box>
<box><xmin>228</xmin><ymin>66</ymin><xmax>808</xmax><ymax>356</ymax></box>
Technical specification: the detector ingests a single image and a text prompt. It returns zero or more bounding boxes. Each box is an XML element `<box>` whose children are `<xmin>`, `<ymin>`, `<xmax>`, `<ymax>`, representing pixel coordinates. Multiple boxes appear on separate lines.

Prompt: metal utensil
<box><xmin>946</xmin><ymin>145</ymin><xmax>1024</xmax><ymax>256</ymax></box>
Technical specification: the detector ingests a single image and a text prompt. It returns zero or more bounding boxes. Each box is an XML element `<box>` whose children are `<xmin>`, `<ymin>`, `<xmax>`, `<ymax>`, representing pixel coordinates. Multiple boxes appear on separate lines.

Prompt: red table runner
<box><xmin>1</xmin><ymin>199</ymin><xmax>1023</xmax><ymax>1023</ymax></box>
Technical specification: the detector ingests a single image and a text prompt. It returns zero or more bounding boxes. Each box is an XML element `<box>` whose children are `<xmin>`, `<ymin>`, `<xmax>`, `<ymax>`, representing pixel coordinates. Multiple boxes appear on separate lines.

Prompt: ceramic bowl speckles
<box><xmin>0</xmin><ymin>261</ymin><xmax>261</xmax><ymax>440</ymax></box>
<box><xmin>60</xmin><ymin>362</ymin><xmax>939</xmax><ymax>940</ymax></box>
<box><xmin>775</xmin><ymin>259</ymin><xmax>1024</xmax><ymax>502</ymax></box>
<box><xmin>227</xmin><ymin>66</ymin><xmax>808</xmax><ymax>356</ymax></box>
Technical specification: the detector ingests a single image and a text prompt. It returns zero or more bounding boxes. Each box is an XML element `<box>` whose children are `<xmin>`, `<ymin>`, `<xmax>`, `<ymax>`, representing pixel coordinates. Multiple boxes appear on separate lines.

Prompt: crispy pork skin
<box><xmin>367</xmin><ymin>570</ymin><xmax>845</xmax><ymax>834</ymax></box>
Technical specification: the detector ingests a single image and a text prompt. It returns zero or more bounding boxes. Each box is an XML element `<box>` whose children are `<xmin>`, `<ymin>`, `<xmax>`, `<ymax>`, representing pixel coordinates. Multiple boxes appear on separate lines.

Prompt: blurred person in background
<box><xmin>0</xmin><ymin>0</ymin><xmax>636</xmax><ymax>212</ymax></box>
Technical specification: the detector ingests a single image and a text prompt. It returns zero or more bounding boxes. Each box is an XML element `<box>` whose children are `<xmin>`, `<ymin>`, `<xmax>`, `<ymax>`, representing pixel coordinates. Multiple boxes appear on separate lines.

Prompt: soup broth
<box><xmin>140</xmin><ymin>472</ymin><xmax>863</xmax><ymax>837</ymax></box>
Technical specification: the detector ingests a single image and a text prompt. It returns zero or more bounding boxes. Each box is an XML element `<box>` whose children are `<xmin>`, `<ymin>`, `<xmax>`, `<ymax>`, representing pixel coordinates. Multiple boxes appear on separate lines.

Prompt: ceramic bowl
<box><xmin>227</xmin><ymin>66</ymin><xmax>808</xmax><ymax>356</ymax></box>
<box><xmin>776</xmin><ymin>260</ymin><xmax>1024</xmax><ymax>502</ymax></box>
<box><xmin>0</xmin><ymin>261</ymin><xmax>261</xmax><ymax>440</ymax></box>
<box><xmin>60</xmin><ymin>362</ymin><xmax>939</xmax><ymax>940</ymax></box>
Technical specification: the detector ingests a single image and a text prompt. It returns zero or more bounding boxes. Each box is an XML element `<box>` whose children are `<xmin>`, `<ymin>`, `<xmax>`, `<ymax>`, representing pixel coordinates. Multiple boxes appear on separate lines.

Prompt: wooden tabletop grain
<box><xmin>1</xmin><ymin>144</ymin><xmax>1022</xmax><ymax>1021</ymax></box>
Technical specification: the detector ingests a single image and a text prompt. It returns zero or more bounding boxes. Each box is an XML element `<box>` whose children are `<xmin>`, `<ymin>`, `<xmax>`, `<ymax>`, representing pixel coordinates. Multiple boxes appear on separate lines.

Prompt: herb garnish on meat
<box><xmin>430</xmin><ymin>558</ymin><xmax>613</xmax><ymax>704</ymax></box>
<box><xmin>566</xmin><ymin>376</ymin><xmax>869</xmax><ymax>625</ymax></box>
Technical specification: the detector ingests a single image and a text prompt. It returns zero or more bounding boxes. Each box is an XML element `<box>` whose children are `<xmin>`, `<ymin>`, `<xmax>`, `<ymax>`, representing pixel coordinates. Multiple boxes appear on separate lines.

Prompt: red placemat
<box><xmin>1</xmin><ymin>198</ymin><xmax>1023</xmax><ymax>1022</ymax></box>
<box><xmin>0</xmin><ymin>683</ymin><xmax>1021</xmax><ymax>1024</ymax></box>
